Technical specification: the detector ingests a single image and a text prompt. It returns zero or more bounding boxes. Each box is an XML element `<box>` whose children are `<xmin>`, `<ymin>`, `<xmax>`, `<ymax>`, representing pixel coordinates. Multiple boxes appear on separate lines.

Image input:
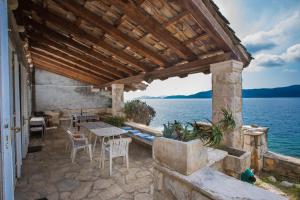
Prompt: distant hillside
<box><xmin>142</xmin><ymin>85</ymin><xmax>300</xmax><ymax>99</ymax></box>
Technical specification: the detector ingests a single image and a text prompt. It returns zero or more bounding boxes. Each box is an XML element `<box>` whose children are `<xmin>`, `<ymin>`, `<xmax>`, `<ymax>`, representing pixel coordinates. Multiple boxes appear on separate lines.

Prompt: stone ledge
<box><xmin>264</xmin><ymin>151</ymin><xmax>300</xmax><ymax>165</ymax></box>
<box><xmin>124</xmin><ymin>121</ymin><xmax>162</xmax><ymax>136</ymax></box>
<box><xmin>263</xmin><ymin>151</ymin><xmax>300</xmax><ymax>180</ymax></box>
<box><xmin>154</xmin><ymin>164</ymin><xmax>287</xmax><ymax>200</ymax></box>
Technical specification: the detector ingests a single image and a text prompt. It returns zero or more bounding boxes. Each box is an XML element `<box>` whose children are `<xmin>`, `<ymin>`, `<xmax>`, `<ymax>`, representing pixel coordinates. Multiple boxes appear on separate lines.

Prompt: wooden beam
<box><xmin>183</xmin><ymin>33</ymin><xmax>209</xmax><ymax>45</ymax></box>
<box><xmin>173</xmin><ymin>0</ymin><xmax>247</xmax><ymax>63</ymax></box>
<box><xmin>163</xmin><ymin>11</ymin><xmax>189</xmax><ymax>27</ymax></box>
<box><xmin>103</xmin><ymin>53</ymin><xmax>233</xmax><ymax>86</ymax></box>
<box><xmin>8</xmin><ymin>0</ymin><xmax>18</xmax><ymax>10</ymax></box>
<box><xmin>32</xmin><ymin>56</ymin><xmax>104</xmax><ymax>86</ymax></box>
<box><xmin>52</xmin><ymin>0</ymin><xmax>168</xmax><ymax>67</ymax></box>
<box><xmin>111</xmin><ymin>0</ymin><xmax>195</xmax><ymax>60</ymax></box>
<box><xmin>28</xmin><ymin>34</ymin><xmax>126</xmax><ymax>79</ymax></box>
<box><xmin>26</xmin><ymin>20</ymin><xmax>137</xmax><ymax>76</ymax></box>
<box><xmin>29</xmin><ymin>46</ymin><xmax>114</xmax><ymax>81</ymax></box>
<box><xmin>31</xmin><ymin>52</ymin><xmax>110</xmax><ymax>82</ymax></box>
<box><xmin>22</xmin><ymin>1</ymin><xmax>151</xmax><ymax>72</ymax></box>
<box><xmin>32</xmin><ymin>53</ymin><xmax>104</xmax><ymax>83</ymax></box>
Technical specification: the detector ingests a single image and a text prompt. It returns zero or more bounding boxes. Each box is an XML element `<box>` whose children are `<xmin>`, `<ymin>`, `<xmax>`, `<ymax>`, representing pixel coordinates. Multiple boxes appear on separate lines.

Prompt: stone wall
<box><xmin>263</xmin><ymin>151</ymin><xmax>300</xmax><ymax>181</ymax></box>
<box><xmin>242</xmin><ymin>125</ymin><xmax>268</xmax><ymax>172</ymax></box>
<box><xmin>33</xmin><ymin>69</ymin><xmax>112</xmax><ymax>115</ymax></box>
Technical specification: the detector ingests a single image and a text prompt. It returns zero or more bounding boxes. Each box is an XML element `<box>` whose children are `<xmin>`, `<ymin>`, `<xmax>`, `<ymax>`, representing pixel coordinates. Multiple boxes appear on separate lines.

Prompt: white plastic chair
<box><xmin>102</xmin><ymin>138</ymin><xmax>132</xmax><ymax>176</ymax></box>
<box><xmin>66</xmin><ymin>130</ymin><xmax>93</xmax><ymax>163</ymax></box>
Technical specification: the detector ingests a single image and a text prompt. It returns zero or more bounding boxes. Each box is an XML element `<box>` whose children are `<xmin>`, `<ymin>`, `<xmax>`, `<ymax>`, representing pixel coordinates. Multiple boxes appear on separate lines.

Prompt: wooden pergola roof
<box><xmin>14</xmin><ymin>0</ymin><xmax>252</xmax><ymax>91</ymax></box>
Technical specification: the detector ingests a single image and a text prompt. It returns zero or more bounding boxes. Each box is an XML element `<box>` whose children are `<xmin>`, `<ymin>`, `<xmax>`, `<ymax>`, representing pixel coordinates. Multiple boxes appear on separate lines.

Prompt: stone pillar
<box><xmin>243</xmin><ymin>125</ymin><xmax>269</xmax><ymax>172</ymax></box>
<box><xmin>111</xmin><ymin>84</ymin><xmax>124</xmax><ymax>117</ymax></box>
<box><xmin>210</xmin><ymin>60</ymin><xmax>243</xmax><ymax>149</ymax></box>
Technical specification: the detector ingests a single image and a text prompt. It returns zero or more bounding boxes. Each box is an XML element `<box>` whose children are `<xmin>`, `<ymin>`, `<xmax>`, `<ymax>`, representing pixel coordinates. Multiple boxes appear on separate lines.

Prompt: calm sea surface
<box><xmin>143</xmin><ymin>98</ymin><xmax>300</xmax><ymax>158</ymax></box>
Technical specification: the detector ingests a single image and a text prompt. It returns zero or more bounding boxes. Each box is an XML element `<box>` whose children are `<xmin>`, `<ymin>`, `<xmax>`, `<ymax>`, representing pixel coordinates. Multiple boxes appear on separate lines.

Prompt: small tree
<box><xmin>124</xmin><ymin>100</ymin><xmax>156</xmax><ymax>125</ymax></box>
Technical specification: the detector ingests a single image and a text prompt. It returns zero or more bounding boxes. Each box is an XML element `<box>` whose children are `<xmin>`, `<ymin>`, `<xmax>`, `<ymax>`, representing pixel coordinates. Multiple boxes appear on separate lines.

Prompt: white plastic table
<box><xmin>89</xmin><ymin>126</ymin><xmax>127</xmax><ymax>168</ymax></box>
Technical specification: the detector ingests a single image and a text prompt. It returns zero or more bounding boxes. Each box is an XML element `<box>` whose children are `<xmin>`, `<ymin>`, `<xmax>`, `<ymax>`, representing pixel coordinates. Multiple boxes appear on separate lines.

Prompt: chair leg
<box><xmin>88</xmin><ymin>145</ymin><xmax>93</xmax><ymax>162</ymax></box>
<box><xmin>109</xmin><ymin>155</ymin><xmax>112</xmax><ymax>176</ymax></box>
<box><xmin>72</xmin><ymin>149</ymin><xmax>77</xmax><ymax>163</ymax></box>
<box><xmin>70</xmin><ymin>148</ymin><xmax>73</xmax><ymax>159</ymax></box>
<box><xmin>65</xmin><ymin>142</ymin><xmax>69</xmax><ymax>152</ymax></box>
<box><xmin>93</xmin><ymin>136</ymin><xmax>98</xmax><ymax>153</ymax></box>
<box><xmin>126</xmin><ymin>154</ymin><xmax>129</xmax><ymax>170</ymax></box>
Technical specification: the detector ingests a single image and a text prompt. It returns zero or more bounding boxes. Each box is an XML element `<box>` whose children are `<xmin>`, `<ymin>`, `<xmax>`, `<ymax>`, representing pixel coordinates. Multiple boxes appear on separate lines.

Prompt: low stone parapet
<box><xmin>263</xmin><ymin>151</ymin><xmax>300</xmax><ymax>181</ymax></box>
<box><xmin>153</xmin><ymin>165</ymin><xmax>287</xmax><ymax>200</ymax></box>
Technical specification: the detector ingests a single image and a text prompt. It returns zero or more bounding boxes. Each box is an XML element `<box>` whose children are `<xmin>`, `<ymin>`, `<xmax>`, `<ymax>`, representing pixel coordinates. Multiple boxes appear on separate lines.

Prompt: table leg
<box><xmin>93</xmin><ymin>136</ymin><xmax>98</xmax><ymax>153</ymax></box>
<box><xmin>100</xmin><ymin>136</ymin><xmax>105</xmax><ymax>169</ymax></box>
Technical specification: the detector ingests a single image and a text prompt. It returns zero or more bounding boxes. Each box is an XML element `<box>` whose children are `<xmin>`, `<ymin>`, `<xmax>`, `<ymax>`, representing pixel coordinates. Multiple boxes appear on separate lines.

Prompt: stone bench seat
<box><xmin>154</xmin><ymin>165</ymin><xmax>287</xmax><ymax>200</ymax></box>
<box><xmin>121</xmin><ymin>126</ymin><xmax>154</xmax><ymax>147</ymax></box>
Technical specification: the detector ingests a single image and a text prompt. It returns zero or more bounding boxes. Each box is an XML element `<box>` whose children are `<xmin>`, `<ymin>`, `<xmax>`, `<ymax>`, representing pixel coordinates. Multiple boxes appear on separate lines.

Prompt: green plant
<box><xmin>124</xmin><ymin>100</ymin><xmax>156</xmax><ymax>125</ymax></box>
<box><xmin>219</xmin><ymin>108</ymin><xmax>236</xmax><ymax>130</ymax></box>
<box><xmin>194</xmin><ymin>108</ymin><xmax>236</xmax><ymax>146</ymax></box>
<box><xmin>163</xmin><ymin>121</ymin><xmax>198</xmax><ymax>142</ymax></box>
<box><xmin>163</xmin><ymin>122</ymin><xmax>174</xmax><ymax>138</ymax></box>
<box><xmin>104</xmin><ymin>116</ymin><xmax>125</xmax><ymax>127</ymax></box>
<box><xmin>162</xmin><ymin>108</ymin><xmax>236</xmax><ymax>146</ymax></box>
<box><xmin>192</xmin><ymin>120</ymin><xmax>223</xmax><ymax>146</ymax></box>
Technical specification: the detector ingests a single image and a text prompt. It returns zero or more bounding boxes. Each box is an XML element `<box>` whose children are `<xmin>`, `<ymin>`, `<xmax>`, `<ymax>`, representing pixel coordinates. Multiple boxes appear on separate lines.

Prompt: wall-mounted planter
<box><xmin>153</xmin><ymin>137</ymin><xmax>207</xmax><ymax>175</ymax></box>
<box><xmin>220</xmin><ymin>146</ymin><xmax>251</xmax><ymax>178</ymax></box>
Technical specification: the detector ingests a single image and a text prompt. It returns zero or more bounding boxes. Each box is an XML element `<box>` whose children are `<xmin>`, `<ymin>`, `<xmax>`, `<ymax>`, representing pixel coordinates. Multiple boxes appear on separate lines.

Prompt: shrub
<box><xmin>124</xmin><ymin>100</ymin><xmax>156</xmax><ymax>125</ymax></box>
<box><xmin>104</xmin><ymin>116</ymin><xmax>125</xmax><ymax>127</ymax></box>
<box><xmin>162</xmin><ymin>108</ymin><xmax>236</xmax><ymax>146</ymax></box>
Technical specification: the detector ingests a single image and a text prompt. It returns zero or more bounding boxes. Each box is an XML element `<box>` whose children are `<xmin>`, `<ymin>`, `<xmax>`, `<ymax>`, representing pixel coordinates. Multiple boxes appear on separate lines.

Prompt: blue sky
<box><xmin>125</xmin><ymin>0</ymin><xmax>300</xmax><ymax>99</ymax></box>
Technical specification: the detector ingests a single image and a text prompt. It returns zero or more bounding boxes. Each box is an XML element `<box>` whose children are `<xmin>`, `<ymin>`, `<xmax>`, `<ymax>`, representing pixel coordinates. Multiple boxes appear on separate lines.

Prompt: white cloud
<box><xmin>249</xmin><ymin>43</ymin><xmax>300</xmax><ymax>70</ymax></box>
<box><xmin>243</xmin><ymin>12</ymin><xmax>300</xmax><ymax>53</ymax></box>
<box><xmin>283</xmin><ymin>44</ymin><xmax>300</xmax><ymax>62</ymax></box>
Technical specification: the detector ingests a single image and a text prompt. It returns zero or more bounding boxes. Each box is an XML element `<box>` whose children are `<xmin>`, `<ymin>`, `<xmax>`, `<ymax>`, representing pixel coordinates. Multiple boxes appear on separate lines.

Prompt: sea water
<box><xmin>143</xmin><ymin>98</ymin><xmax>300</xmax><ymax>158</ymax></box>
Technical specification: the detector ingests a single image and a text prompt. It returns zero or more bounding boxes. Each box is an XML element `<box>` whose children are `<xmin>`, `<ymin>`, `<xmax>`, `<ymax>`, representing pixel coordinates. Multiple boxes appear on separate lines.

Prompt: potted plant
<box><xmin>153</xmin><ymin>109</ymin><xmax>236</xmax><ymax>175</ymax></box>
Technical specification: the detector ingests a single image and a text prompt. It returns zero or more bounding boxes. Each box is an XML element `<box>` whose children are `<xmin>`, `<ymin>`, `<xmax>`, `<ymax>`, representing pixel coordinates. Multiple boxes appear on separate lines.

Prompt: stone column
<box><xmin>111</xmin><ymin>84</ymin><xmax>124</xmax><ymax>117</ymax></box>
<box><xmin>210</xmin><ymin>60</ymin><xmax>243</xmax><ymax>149</ymax></box>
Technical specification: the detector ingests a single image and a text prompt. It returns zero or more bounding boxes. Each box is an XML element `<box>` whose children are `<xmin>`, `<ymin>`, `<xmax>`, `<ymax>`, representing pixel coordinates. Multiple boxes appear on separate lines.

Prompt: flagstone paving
<box><xmin>15</xmin><ymin>127</ymin><xmax>154</xmax><ymax>200</ymax></box>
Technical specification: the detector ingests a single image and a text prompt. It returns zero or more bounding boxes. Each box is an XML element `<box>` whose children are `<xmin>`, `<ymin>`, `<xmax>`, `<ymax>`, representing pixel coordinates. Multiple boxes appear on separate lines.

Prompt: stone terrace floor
<box><xmin>15</xmin><ymin>126</ymin><xmax>154</xmax><ymax>200</ymax></box>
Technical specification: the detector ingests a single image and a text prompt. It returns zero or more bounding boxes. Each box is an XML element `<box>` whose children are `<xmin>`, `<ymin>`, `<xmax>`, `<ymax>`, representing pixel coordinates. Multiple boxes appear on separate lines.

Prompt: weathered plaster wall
<box><xmin>33</xmin><ymin>69</ymin><xmax>111</xmax><ymax>113</ymax></box>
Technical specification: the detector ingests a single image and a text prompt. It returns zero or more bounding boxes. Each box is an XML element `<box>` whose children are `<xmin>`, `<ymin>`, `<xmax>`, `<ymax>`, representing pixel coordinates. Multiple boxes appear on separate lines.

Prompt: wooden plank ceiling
<box><xmin>14</xmin><ymin>0</ymin><xmax>252</xmax><ymax>91</ymax></box>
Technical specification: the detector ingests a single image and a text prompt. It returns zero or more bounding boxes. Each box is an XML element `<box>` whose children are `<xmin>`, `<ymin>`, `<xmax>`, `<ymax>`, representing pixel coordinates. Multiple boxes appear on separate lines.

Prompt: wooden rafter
<box><xmin>110</xmin><ymin>0</ymin><xmax>196</xmax><ymax>60</ymax></box>
<box><xmin>33</xmin><ymin>59</ymin><xmax>102</xmax><ymax>85</ymax></box>
<box><xmin>183</xmin><ymin>33</ymin><xmax>209</xmax><ymax>45</ymax></box>
<box><xmin>32</xmin><ymin>53</ymin><xmax>105</xmax><ymax>85</ymax></box>
<box><xmin>103</xmin><ymin>52</ymin><xmax>233</xmax><ymax>86</ymax></box>
<box><xmin>31</xmin><ymin>51</ymin><xmax>110</xmax><ymax>81</ymax></box>
<box><xmin>26</xmin><ymin>21</ymin><xmax>139</xmax><ymax>77</ymax></box>
<box><xmin>28</xmin><ymin>35</ymin><xmax>127</xmax><ymax>79</ymax></box>
<box><xmin>163</xmin><ymin>11</ymin><xmax>189</xmax><ymax>27</ymax></box>
<box><xmin>173</xmin><ymin>0</ymin><xmax>248</xmax><ymax>62</ymax></box>
<box><xmin>52</xmin><ymin>0</ymin><xmax>169</xmax><ymax>67</ymax></box>
<box><xmin>23</xmin><ymin>1</ymin><xmax>151</xmax><ymax>72</ymax></box>
<box><xmin>29</xmin><ymin>44</ymin><xmax>116</xmax><ymax>81</ymax></box>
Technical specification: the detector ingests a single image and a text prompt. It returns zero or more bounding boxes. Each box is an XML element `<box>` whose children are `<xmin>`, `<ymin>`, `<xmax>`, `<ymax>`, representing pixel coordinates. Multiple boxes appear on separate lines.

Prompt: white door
<box><xmin>21</xmin><ymin>64</ymin><xmax>29</xmax><ymax>158</ymax></box>
<box><xmin>13</xmin><ymin>53</ymin><xmax>22</xmax><ymax>178</ymax></box>
<box><xmin>0</xmin><ymin>0</ymin><xmax>15</xmax><ymax>199</ymax></box>
<box><xmin>9</xmin><ymin>45</ymin><xmax>16</xmax><ymax>185</ymax></box>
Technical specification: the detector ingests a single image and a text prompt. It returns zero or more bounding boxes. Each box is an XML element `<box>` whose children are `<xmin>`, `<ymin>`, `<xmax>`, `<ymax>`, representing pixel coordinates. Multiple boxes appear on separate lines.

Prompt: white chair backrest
<box><xmin>108</xmin><ymin>138</ymin><xmax>131</xmax><ymax>157</ymax></box>
<box><xmin>66</xmin><ymin>129</ymin><xmax>75</xmax><ymax>146</ymax></box>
